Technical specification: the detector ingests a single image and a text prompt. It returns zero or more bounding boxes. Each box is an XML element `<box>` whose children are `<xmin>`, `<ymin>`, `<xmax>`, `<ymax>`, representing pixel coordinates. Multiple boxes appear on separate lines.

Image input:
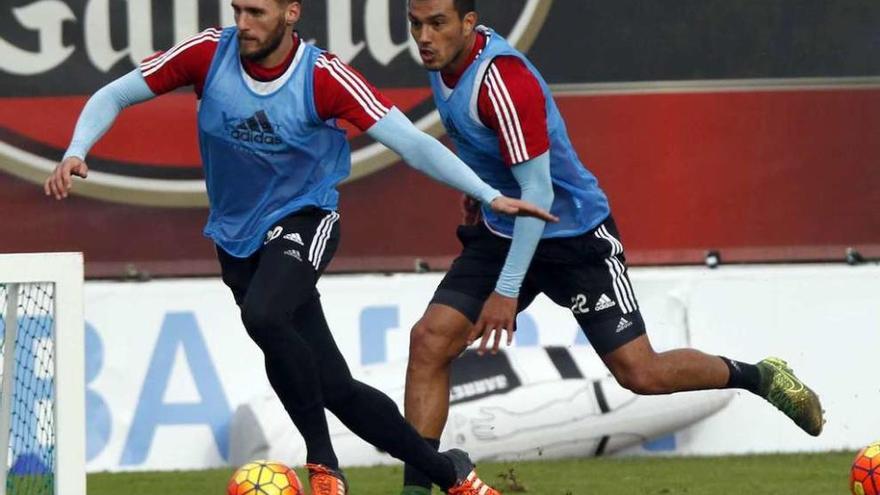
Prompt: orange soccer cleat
<box><xmin>443</xmin><ymin>449</ymin><xmax>502</xmax><ymax>495</ymax></box>
<box><xmin>305</xmin><ymin>463</ymin><xmax>347</xmax><ymax>495</ymax></box>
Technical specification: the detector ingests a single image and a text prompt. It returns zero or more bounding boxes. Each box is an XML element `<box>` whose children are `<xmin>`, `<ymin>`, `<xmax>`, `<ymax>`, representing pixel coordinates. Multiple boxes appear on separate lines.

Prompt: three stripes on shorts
<box><xmin>594</xmin><ymin>224</ymin><xmax>638</xmax><ymax>314</ymax></box>
<box><xmin>309</xmin><ymin>211</ymin><xmax>339</xmax><ymax>270</ymax></box>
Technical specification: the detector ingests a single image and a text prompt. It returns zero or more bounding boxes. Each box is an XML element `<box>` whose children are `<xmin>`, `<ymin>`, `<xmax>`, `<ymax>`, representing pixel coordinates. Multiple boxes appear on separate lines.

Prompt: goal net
<box><xmin>0</xmin><ymin>254</ymin><xmax>84</xmax><ymax>495</ymax></box>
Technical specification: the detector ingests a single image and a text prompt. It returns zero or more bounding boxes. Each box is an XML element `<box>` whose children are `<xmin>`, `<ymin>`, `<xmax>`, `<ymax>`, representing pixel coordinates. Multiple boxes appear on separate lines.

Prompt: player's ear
<box><xmin>462</xmin><ymin>11</ymin><xmax>478</xmax><ymax>36</ymax></box>
<box><xmin>286</xmin><ymin>1</ymin><xmax>301</xmax><ymax>25</ymax></box>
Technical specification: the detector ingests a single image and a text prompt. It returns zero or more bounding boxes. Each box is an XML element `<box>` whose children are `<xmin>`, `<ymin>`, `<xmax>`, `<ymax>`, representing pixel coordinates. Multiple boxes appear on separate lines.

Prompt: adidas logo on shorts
<box><xmin>595</xmin><ymin>293</ymin><xmax>616</xmax><ymax>311</ymax></box>
<box><xmin>284</xmin><ymin>232</ymin><xmax>304</xmax><ymax>246</ymax></box>
<box><xmin>283</xmin><ymin>249</ymin><xmax>302</xmax><ymax>262</ymax></box>
<box><xmin>616</xmin><ymin>317</ymin><xmax>633</xmax><ymax>333</ymax></box>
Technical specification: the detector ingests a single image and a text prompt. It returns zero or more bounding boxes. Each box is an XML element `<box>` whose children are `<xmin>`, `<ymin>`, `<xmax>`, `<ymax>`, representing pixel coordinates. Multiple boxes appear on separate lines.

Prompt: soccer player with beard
<box><xmin>43</xmin><ymin>1</ymin><xmax>562</xmax><ymax>493</ymax></box>
<box><xmin>399</xmin><ymin>1</ymin><xmax>826</xmax><ymax>493</ymax></box>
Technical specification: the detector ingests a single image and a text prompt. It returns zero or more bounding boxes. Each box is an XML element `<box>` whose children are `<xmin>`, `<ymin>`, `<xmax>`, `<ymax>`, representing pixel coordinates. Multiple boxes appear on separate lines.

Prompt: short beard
<box><xmin>436</xmin><ymin>44</ymin><xmax>466</xmax><ymax>73</ymax></box>
<box><xmin>239</xmin><ymin>17</ymin><xmax>288</xmax><ymax>63</ymax></box>
<box><xmin>435</xmin><ymin>28</ymin><xmax>471</xmax><ymax>73</ymax></box>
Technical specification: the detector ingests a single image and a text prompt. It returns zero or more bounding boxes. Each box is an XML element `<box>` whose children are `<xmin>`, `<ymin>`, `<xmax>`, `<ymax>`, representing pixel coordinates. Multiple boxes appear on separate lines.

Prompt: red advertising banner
<box><xmin>1</xmin><ymin>1</ymin><xmax>878</xmax><ymax>277</ymax></box>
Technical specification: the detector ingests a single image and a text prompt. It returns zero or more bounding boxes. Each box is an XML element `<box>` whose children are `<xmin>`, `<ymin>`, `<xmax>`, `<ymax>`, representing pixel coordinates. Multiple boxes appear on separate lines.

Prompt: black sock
<box><xmin>294</xmin><ymin>402</ymin><xmax>339</xmax><ymax>469</ymax></box>
<box><xmin>326</xmin><ymin>381</ymin><xmax>455</xmax><ymax>489</ymax></box>
<box><xmin>720</xmin><ymin>356</ymin><xmax>761</xmax><ymax>395</ymax></box>
<box><xmin>264</xmin><ymin>356</ymin><xmax>339</xmax><ymax>469</ymax></box>
<box><xmin>404</xmin><ymin>438</ymin><xmax>441</xmax><ymax>490</ymax></box>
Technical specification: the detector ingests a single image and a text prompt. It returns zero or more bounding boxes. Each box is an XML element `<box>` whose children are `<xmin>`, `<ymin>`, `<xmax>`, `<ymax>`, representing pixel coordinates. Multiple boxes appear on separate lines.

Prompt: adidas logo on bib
<box><xmin>228</xmin><ymin>110</ymin><xmax>283</xmax><ymax>147</ymax></box>
<box><xmin>595</xmin><ymin>293</ymin><xmax>616</xmax><ymax>311</ymax></box>
<box><xmin>616</xmin><ymin>317</ymin><xmax>633</xmax><ymax>333</ymax></box>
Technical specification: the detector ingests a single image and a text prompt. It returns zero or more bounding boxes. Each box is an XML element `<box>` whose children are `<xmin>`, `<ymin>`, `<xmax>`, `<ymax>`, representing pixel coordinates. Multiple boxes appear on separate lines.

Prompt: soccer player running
<box><xmin>42</xmin><ymin>1</ymin><xmax>561</xmax><ymax>493</ymax></box>
<box><xmin>400</xmin><ymin>1</ymin><xmax>826</xmax><ymax>493</ymax></box>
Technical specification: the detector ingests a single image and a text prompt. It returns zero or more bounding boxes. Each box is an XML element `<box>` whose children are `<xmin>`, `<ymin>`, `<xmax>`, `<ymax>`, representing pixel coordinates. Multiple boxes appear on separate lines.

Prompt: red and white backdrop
<box><xmin>1</xmin><ymin>1</ymin><xmax>878</xmax><ymax>277</ymax></box>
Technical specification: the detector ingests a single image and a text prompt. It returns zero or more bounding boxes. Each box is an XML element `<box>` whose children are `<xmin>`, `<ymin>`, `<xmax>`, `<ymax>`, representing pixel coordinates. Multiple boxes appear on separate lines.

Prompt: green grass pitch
<box><xmin>86</xmin><ymin>452</ymin><xmax>855</xmax><ymax>494</ymax></box>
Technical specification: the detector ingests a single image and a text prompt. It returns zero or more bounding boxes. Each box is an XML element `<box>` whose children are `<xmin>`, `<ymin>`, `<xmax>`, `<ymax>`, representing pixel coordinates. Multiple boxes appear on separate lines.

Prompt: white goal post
<box><xmin>0</xmin><ymin>253</ymin><xmax>85</xmax><ymax>495</ymax></box>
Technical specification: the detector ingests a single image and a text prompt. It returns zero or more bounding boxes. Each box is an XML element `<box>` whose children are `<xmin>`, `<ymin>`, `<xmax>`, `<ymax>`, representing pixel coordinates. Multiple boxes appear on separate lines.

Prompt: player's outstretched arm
<box><xmin>471</xmin><ymin>152</ymin><xmax>554</xmax><ymax>355</ymax></box>
<box><xmin>45</xmin><ymin>69</ymin><xmax>156</xmax><ymax>199</ymax></box>
<box><xmin>366</xmin><ymin>108</ymin><xmax>557</xmax><ymax>222</ymax></box>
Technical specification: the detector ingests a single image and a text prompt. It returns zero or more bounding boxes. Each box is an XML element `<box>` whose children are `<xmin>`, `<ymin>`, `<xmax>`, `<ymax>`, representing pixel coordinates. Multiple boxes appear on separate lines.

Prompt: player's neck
<box><xmin>441</xmin><ymin>31</ymin><xmax>485</xmax><ymax>88</ymax></box>
<box><xmin>242</xmin><ymin>33</ymin><xmax>299</xmax><ymax>82</ymax></box>
<box><xmin>442</xmin><ymin>32</ymin><xmax>478</xmax><ymax>81</ymax></box>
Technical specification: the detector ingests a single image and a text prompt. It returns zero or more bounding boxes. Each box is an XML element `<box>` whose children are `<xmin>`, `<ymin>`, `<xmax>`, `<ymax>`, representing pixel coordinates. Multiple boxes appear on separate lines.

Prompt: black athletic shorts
<box><xmin>216</xmin><ymin>207</ymin><xmax>340</xmax><ymax>307</ymax></box>
<box><xmin>431</xmin><ymin>215</ymin><xmax>646</xmax><ymax>356</ymax></box>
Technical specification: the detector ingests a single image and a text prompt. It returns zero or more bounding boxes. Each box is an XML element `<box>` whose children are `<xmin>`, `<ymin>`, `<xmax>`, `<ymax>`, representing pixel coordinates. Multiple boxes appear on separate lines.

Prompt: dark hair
<box><xmin>408</xmin><ymin>0</ymin><xmax>474</xmax><ymax>19</ymax></box>
<box><xmin>453</xmin><ymin>0</ymin><xmax>475</xmax><ymax>18</ymax></box>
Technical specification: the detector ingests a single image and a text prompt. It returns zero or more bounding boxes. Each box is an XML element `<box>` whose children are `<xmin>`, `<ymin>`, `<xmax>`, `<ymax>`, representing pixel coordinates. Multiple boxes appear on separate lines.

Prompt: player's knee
<box><xmin>617</xmin><ymin>371</ymin><xmax>660</xmax><ymax>395</ymax></box>
<box><xmin>612</xmin><ymin>362</ymin><xmax>665</xmax><ymax>395</ymax></box>
<box><xmin>239</xmin><ymin>301</ymin><xmax>285</xmax><ymax>349</ymax></box>
<box><xmin>322</xmin><ymin>378</ymin><xmax>356</xmax><ymax>411</ymax></box>
<box><xmin>409</xmin><ymin>320</ymin><xmax>465</xmax><ymax>367</ymax></box>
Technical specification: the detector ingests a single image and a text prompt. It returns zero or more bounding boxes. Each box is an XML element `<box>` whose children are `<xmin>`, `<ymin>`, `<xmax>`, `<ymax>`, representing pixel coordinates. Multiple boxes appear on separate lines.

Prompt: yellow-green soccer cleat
<box><xmin>757</xmin><ymin>357</ymin><xmax>825</xmax><ymax>436</ymax></box>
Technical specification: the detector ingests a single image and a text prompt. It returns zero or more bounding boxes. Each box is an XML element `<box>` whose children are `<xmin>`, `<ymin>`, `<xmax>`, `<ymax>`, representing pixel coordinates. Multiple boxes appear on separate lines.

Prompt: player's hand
<box><xmin>489</xmin><ymin>196</ymin><xmax>558</xmax><ymax>222</ymax></box>
<box><xmin>45</xmin><ymin>156</ymin><xmax>89</xmax><ymax>200</ymax></box>
<box><xmin>469</xmin><ymin>291</ymin><xmax>518</xmax><ymax>356</ymax></box>
<box><xmin>460</xmin><ymin>194</ymin><xmax>482</xmax><ymax>225</ymax></box>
